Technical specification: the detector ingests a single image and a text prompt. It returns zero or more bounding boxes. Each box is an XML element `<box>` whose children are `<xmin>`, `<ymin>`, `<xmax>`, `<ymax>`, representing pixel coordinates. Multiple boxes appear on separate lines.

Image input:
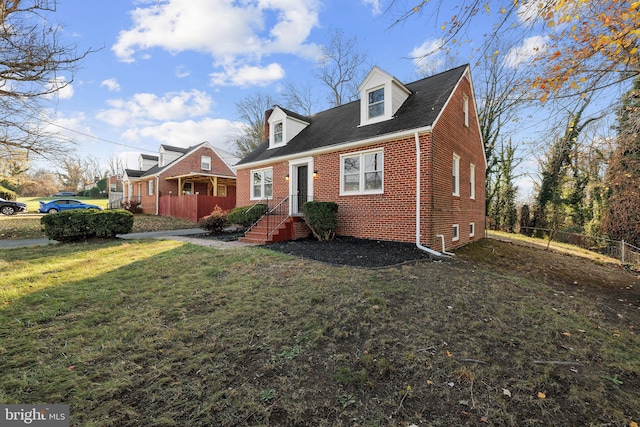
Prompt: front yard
<box><xmin>1</xmin><ymin>232</ymin><xmax>639</xmax><ymax>426</ymax></box>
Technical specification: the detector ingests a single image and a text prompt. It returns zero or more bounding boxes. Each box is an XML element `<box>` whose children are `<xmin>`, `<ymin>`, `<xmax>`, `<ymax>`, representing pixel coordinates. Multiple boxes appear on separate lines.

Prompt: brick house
<box><xmin>234</xmin><ymin>65</ymin><xmax>486</xmax><ymax>254</ymax></box>
<box><xmin>122</xmin><ymin>142</ymin><xmax>238</xmax><ymax>222</ymax></box>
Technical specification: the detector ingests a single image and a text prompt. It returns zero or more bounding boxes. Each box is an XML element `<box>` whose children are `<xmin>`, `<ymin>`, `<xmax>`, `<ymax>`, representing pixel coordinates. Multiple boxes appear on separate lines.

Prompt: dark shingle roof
<box><xmin>124</xmin><ymin>169</ymin><xmax>145</xmax><ymax>178</ymax></box>
<box><xmin>237</xmin><ymin>64</ymin><xmax>468</xmax><ymax>165</ymax></box>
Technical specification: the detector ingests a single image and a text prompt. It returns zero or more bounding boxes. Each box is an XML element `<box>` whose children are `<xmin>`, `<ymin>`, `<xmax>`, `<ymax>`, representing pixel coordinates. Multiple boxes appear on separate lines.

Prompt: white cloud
<box><xmin>210</xmin><ymin>63</ymin><xmax>285</xmax><ymax>87</ymax></box>
<box><xmin>410</xmin><ymin>38</ymin><xmax>445</xmax><ymax>75</ymax></box>
<box><xmin>96</xmin><ymin>89</ymin><xmax>213</xmax><ymax>126</ymax></box>
<box><xmin>361</xmin><ymin>0</ymin><xmax>381</xmax><ymax>15</ymax></box>
<box><xmin>100</xmin><ymin>78</ymin><xmax>121</xmax><ymax>92</ymax></box>
<box><xmin>47</xmin><ymin>77</ymin><xmax>74</xmax><ymax>100</ymax></box>
<box><xmin>175</xmin><ymin>65</ymin><xmax>191</xmax><ymax>79</ymax></box>
<box><xmin>112</xmin><ymin>0</ymin><xmax>320</xmax><ymax>87</ymax></box>
<box><xmin>503</xmin><ymin>35</ymin><xmax>549</xmax><ymax>68</ymax></box>
<box><xmin>121</xmin><ymin>117</ymin><xmax>242</xmax><ymax>152</ymax></box>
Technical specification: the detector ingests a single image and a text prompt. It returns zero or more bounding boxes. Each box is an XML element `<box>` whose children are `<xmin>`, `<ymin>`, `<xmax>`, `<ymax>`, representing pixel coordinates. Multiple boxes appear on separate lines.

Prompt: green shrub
<box><xmin>227</xmin><ymin>204</ymin><xmax>267</xmax><ymax>227</ymax></box>
<box><xmin>92</xmin><ymin>210</ymin><xmax>134</xmax><ymax>238</ymax></box>
<box><xmin>0</xmin><ymin>185</ymin><xmax>17</xmax><ymax>201</ymax></box>
<box><xmin>302</xmin><ymin>201</ymin><xmax>338</xmax><ymax>241</ymax></box>
<box><xmin>40</xmin><ymin>209</ymin><xmax>133</xmax><ymax>242</ymax></box>
<box><xmin>198</xmin><ymin>205</ymin><xmax>229</xmax><ymax>234</ymax></box>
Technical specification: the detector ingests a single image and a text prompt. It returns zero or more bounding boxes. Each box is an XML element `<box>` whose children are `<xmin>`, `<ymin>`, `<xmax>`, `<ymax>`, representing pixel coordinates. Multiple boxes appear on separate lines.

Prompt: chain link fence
<box><xmin>496</xmin><ymin>227</ymin><xmax>640</xmax><ymax>269</ymax></box>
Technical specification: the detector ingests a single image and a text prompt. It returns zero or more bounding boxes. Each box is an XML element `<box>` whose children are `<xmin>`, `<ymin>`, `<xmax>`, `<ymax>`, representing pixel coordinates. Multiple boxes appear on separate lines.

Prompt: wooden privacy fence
<box><xmin>159</xmin><ymin>194</ymin><xmax>236</xmax><ymax>222</ymax></box>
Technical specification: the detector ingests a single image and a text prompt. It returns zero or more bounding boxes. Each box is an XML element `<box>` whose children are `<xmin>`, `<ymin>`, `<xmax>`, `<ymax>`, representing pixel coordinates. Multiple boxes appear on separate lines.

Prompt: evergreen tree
<box><xmin>602</xmin><ymin>78</ymin><xmax>640</xmax><ymax>245</ymax></box>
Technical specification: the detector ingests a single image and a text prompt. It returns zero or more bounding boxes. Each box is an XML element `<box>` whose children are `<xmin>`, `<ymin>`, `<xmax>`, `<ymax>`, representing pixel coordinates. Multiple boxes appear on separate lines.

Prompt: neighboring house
<box><xmin>121</xmin><ymin>142</ymin><xmax>239</xmax><ymax>222</ymax></box>
<box><xmin>234</xmin><ymin>64</ymin><xmax>486</xmax><ymax>254</ymax></box>
<box><xmin>107</xmin><ymin>174</ymin><xmax>124</xmax><ymax>209</ymax></box>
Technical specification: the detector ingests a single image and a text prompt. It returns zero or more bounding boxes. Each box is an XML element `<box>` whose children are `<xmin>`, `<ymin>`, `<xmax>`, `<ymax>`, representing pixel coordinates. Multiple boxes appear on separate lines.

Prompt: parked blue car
<box><xmin>39</xmin><ymin>199</ymin><xmax>103</xmax><ymax>214</ymax></box>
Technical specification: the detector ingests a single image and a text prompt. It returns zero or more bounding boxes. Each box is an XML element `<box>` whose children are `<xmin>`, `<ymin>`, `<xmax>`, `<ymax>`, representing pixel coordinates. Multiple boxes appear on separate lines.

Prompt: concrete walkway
<box><xmin>0</xmin><ymin>228</ymin><xmax>255</xmax><ymax>250</ymax></box>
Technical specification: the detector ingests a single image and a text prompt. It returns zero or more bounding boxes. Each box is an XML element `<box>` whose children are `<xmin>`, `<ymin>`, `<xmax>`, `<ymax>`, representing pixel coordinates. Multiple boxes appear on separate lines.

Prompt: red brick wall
<box><xmin>431</xmin><ymin>75</ymin><xmax>486</xmax><ymax>249</ymax></box>
<box><xmin>235</xmin><ymin>75</ymin><xmax>486</xmax><ymax>251</ymax></box>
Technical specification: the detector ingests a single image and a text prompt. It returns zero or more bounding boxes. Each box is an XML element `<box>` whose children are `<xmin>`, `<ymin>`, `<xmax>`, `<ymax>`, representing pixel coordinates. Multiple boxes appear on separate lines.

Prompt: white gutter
<box><xmin>237</xmin><ymin>125</ymin><xmax>434</xmax><ymax>170</ymax></box>
<box><xmin>415</xmin><ymin>132</ymin><xmax>443</xmax><ymax>257</ymax></box>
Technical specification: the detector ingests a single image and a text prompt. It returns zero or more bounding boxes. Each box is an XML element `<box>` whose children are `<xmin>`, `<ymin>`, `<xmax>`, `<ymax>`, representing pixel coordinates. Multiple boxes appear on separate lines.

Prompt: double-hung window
<box><xmin>201</xmin><ymin>156</ymin><xmax>211</xmax><ymax>171</ymax></box>
<box><xmin>453</xmin><ymin>153</ymin><xmax>460</xmax><ymax>196</ymax></box>
<box><xmin>463</xmin><ymin>95</ymin><xmax>469</xmax><ymax>127</ymax></box>
<box><xmin>148</xmin><ymin>180</ymin><xmax>154</xmax><ymax>196</ymax></box>
<box><xmin>368</xmin><ymin>87</ymin><xmax>384</xmax><ymax>119</ymax></box>
<box><xmin>273</xmin><ymin>122</ymin><xmax>283</xmax><ymax>144</ymax></box>
<box><xmin>251</xmin><ymin>168</ymin><xmax>273</xmax><ymax>200</ymax></box>
<box><xmin>470</xmin><ymin>163</ymin><xmax>476</xmax><ymax>199</ymax></box>
<box><xmin>341</xmin><ymin>149</ymin><xmax>383</xmax><ymax>195</ymax></box>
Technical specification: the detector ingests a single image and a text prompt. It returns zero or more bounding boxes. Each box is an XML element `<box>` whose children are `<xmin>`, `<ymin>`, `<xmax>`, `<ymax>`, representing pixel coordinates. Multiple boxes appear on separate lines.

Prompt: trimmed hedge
<box><xmin>0</xmin><ymin>185</ymin><xmax>17</xmax><ymax>201</ymax></box>
<box><xmin>227</xmin><ymin>204</ymin><xmax>268</xmax><ymax>227</ymax></box>
<box><xmin>40</xmin><ymin>209</ymin><xmax>134</xmax><ymax>242</ymax></box>
<box><xmin>302</xmin><ymin>201</ymin><xmax>338</xmax><ymax>241</ymax></box>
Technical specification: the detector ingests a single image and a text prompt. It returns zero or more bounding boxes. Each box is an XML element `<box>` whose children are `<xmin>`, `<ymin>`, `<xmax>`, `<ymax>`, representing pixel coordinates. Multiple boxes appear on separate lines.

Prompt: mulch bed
<box><xmin>262</xmin><ymin>236</ymin><xmax>435</xmax><ymax>268</ymax></box>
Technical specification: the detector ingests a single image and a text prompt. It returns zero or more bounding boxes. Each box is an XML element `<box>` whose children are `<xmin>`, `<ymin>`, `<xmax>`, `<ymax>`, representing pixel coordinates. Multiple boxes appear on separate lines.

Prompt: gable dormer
<box><xmin>139</xmin><ymin>154</ymin><xmax>158</xmax><ymax>171</ymax></box>
<box><xmin>268</xmin><ymin>106</ymin><xmax>310</xmax><ymax>149</ymax></box>
<box><xmin>358</xmin><ymin>66</ymin><xmax>412</xmax><ymax>127</ymax></box>
<box><xmin>159</xmin><ymin>145</ymin><xmax>187</xmax><ymax>166</ymax></box>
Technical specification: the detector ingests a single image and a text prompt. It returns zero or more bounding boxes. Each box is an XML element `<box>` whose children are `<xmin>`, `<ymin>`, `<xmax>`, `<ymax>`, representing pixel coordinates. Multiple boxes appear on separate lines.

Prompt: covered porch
<box><xmin>159</xmin><ymin>172</ymin><xmax>236</xmax><ymax>222</ymax></box>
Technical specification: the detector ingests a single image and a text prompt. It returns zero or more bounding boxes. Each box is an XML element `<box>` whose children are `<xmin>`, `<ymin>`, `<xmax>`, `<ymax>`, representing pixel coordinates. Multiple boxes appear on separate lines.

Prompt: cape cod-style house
<box><xmin>234</xmin><ymin>64</ymin><xmax>486</xmax><ymax>254</ymax></box>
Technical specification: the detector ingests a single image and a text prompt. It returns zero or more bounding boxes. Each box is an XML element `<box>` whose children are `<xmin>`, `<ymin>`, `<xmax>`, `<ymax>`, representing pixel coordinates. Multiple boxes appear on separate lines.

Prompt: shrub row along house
<box><xmin>114</xmin><ymin>64</ymin><xmax>486</xmax><ymax>254</ymax></box>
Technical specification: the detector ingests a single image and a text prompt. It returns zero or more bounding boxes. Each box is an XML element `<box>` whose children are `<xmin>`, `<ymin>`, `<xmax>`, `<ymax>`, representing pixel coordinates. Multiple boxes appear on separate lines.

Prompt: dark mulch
<box><xmin>263</xmin><ymin>236</ymin><xmax>435</xmax><ymax>268</ymax></box>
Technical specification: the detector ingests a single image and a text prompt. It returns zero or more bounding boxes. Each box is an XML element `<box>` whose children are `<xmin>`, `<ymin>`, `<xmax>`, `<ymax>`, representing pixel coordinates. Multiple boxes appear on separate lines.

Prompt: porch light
<box><xmin>313</xmin><ymin>170</ymin><xmax>318</xmax><ymax>179</ymax></box>
<box><xmin>285</xmin><ymin>174</ymin><xmax>290</xmax><ymax>182</ymax></box>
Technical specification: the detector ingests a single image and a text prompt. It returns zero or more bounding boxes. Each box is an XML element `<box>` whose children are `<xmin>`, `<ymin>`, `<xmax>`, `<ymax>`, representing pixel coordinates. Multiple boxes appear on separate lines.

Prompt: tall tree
<box><xmin>0</xmin><ymin>0</ymin><xmax>92</xmax><ymax>160</ymax></box>
<box><xmin>228</xmin><ymin>93</ymin><xmax>277</xmax><ymax>158</ymax></box>
<box><xmin>315</xmin><ymin>28</ymin><xmax>369</xmax><ymax>107</ymax></box>
<box><xmin>488</xmin><ymin>139</ymin><xmax>519</xmax><ymax>231</ymax></box>
<box><xmin>386</xmin><ymin>0</ymin><xmax>640</xmax><ymax>99</ymax></box>
<box><xmin>602</xmin><ymin>77</ymin><xmax>640</xmax><ymax>245</ymax></box>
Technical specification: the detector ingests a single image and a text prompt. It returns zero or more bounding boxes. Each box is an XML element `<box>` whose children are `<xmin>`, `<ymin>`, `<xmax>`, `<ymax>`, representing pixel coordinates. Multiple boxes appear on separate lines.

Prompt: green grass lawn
<box><xmin>1</xmin><ymin>238</ymin><xmax>639</xmax><ymax>426</ymax></box>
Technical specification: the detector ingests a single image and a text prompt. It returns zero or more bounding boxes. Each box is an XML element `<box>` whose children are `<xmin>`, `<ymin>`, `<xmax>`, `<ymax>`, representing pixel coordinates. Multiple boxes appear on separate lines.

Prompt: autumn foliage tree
<box><xmin>388</xmin><ymin>0</ymin><xmax>640</xmax><ymax>99</ymax></box>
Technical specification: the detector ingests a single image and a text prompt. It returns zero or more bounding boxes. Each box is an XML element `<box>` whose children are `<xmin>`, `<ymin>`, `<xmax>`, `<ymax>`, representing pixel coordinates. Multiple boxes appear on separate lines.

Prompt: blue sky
<box><xmin>43</xmin><ymin>0</ymin><xmax>616</xmax><ymax>204</ymax></box>
<box><xmin>42</xmin><ymin>0</ymin><xmax>502</xmax><ymax>170</ymax></box>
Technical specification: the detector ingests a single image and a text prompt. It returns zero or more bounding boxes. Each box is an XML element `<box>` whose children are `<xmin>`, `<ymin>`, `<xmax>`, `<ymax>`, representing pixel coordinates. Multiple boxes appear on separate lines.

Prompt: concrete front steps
<box><xmin>239</xmin><ymin>215</ymin><xmax>310</xmax><ymax>244</ymax></box>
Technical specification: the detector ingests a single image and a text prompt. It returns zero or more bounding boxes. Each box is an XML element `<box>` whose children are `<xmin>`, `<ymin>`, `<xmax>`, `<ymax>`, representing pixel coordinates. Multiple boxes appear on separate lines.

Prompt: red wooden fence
<box><xmin>158</xmin><ymin>195</ymin><xmax>236</xmax><ymax>222</ymax></box>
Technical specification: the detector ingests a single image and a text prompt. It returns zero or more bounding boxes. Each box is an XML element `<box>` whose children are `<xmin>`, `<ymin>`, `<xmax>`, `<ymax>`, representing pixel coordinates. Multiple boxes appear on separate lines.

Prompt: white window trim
<box><xmin>148</xmin><ymin>180</ymin><xmax>154</xmax><ymax>196</ymax></box>
<box><xmin>453</xmin><ymin>153</ymin><xmax>460</xmax><ymax>197</ymax></box>
<box><xmin>201</xmin><ymin>155</ymin><xmax>211</xmax><ymax>171</ymax></box>
<box><xmin>463</xmin><ymin>95</ymin><xmax>469</xmax><ymax>127</ymax></box>
<box><xmin>340</xmin><ymin>148</ymin><xmax>384</xmax><ymax>196</ymax></box>
<box><xmin>271</xmin><ymin>121</ymin><xmax>284</xmax><ymax>147</ymax></box>
<box><xmin>470</xmin><ymin>163</ymin><xmax>476</xmax><ymax>200</ymax></box>
<box><xmin>250</xmin><ymin>168</ymin><xmax>274</xmax><ymax>200</ymax></box>
<box><xmin>452</xmin><ymin>224</ymin><xmax>460</xmax><ymax>242</ymax></box>
<box><xmin>367</xmin><ymin>86</ymin><xmax>385</xmax><ymax>119</ymax></box>
<box><xmin>470</xmin><ymin>222</ymin><xmax>475</xmax><ymax>238</ymax></box>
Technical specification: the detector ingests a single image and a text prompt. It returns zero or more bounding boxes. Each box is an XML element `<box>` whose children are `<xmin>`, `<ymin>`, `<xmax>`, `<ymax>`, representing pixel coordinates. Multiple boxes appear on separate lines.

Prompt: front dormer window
<box><xmin>273</xmin><ymin>122</ymin><xmax>283</xmax><ymax>144</ymax></box>
<box><xmin>368</xmin><ymin>87</ymin><xmax>385</xmax><ymax>118</ymax></box>
<box><xmin>359</xmin><ymin>66</ymin><xmax>410</xmax><ymax>127</ymax></box>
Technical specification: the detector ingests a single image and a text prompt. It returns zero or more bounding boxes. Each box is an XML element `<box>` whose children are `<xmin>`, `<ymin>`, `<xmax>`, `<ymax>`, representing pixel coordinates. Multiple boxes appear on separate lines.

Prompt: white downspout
<box><xmin>436</xmin><ymin>233</ymin><xmax>455</xmax><ymax>257</ymax></box>
<box><xmin>415</xmin><ymin>132</ymin><xmax>443</xmax><ymax>257</ymax></box>
<box><xmin>155</xmin><ymin>176</ymin><xmax>160</xmax><ymax>215</ymax></box>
